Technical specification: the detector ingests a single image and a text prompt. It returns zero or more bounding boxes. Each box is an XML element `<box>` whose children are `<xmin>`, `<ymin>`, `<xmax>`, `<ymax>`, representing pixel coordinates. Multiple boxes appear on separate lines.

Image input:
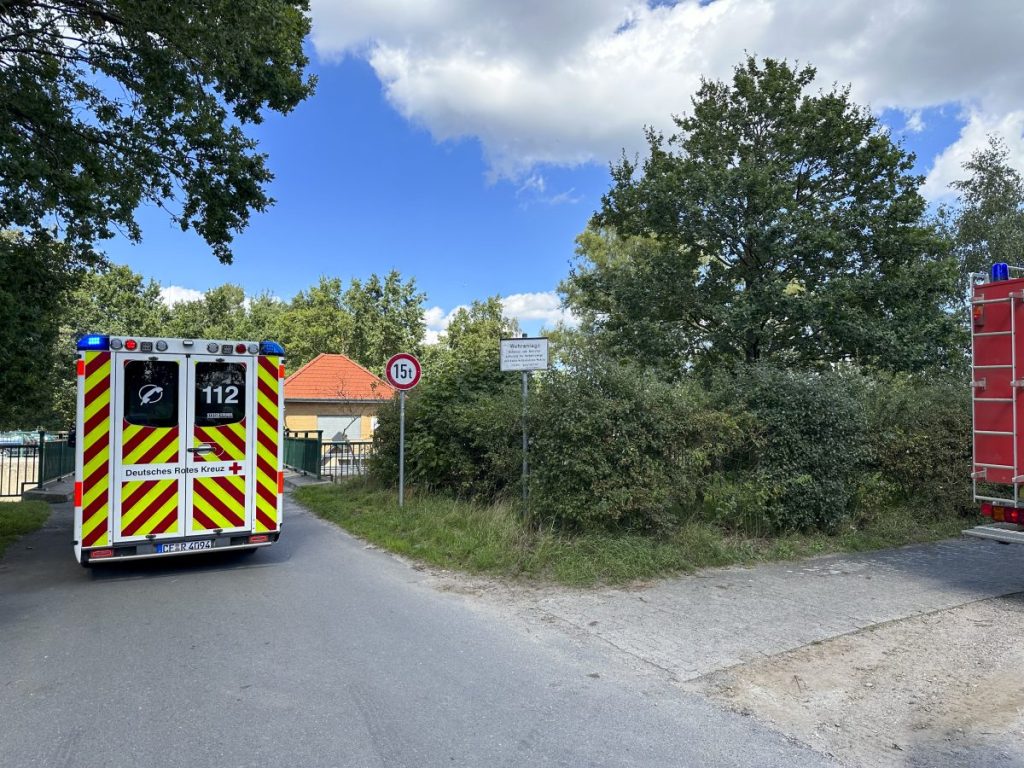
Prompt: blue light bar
<box><xmin>991</xmin><ymin>262</ymin><xmax>1010</xmax><ymax>281</ymax></box>
<box><xmin>259</xmin><ymin>340</ymin><xmax>285</xmax><ymax>356</ymax></box>
<box><xmin>76</xmin><ymin>334</ymin><xmax>110</xmax><ymax>351</ymax></box>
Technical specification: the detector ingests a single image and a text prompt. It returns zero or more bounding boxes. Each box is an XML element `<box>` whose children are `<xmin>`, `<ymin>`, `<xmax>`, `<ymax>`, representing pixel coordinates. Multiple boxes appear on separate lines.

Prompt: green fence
<box><xmin>283</xmin><ymin>430</ymin><xmax>323</xmax><ymax>479</ymax></box>
<box><xmin>39</xmin><ymin>434</ymin><xmax>74</xmax><ymax>485</ymax></box>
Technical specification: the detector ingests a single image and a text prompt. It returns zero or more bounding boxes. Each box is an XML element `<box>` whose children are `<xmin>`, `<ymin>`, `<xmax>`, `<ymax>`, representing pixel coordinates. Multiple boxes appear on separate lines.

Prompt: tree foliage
<box><xmin>569</xmin><ymin>56</ymin><xmax>960</xmax><ymax>374</ymax></box>
<box><xmin>0</xmin><ymin>0</ymin><xmax>314</xmax><ymax>263</ymax></box>
<box><xmin>949</xmin><ymin>135</ymin><xmax>1024</xmax><ymax>291</ymax></box>
<box><xmin>0</xmin><ymin>232</ymin><xmax>78</xmax><ymax>428</ymax></box>
<box><xmin>343</xmin><ymin>270</ymin><xmax>426</xmax><ymax>373</ymax></box>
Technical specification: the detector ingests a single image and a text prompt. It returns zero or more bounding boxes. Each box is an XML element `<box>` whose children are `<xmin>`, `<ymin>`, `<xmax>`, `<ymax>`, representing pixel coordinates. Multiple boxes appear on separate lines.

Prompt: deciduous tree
<box><xmin>571</xmin><ymin>56</ymin><xmax>961</xmax><ymax>374</ymax></box>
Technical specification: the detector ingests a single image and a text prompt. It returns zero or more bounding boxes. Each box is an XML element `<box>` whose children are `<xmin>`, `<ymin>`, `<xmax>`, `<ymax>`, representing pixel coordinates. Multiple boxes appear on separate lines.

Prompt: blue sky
<box><xmin>102</xmin><ymin>1</ymin><xmax>1024</xmax><ymax>338</ymax></box>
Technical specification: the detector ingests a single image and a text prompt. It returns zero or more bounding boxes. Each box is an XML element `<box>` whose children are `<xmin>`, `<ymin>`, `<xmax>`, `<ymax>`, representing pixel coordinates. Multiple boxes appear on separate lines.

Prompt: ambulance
<box><xmin>73</xmin><ymin>335</ymin><xmax>286</xmax><ymax>565</ymax></box>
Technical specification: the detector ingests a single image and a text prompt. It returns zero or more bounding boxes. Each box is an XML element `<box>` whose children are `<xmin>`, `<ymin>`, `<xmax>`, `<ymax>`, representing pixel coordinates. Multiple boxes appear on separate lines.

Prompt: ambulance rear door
<box><xmin>112</xmin><ymin>353</ymin><xmax>188</xmax><ymax>543</ymax></box>
<box><xmin>184</xmin><ymin>355</ymin><xmax>256</xmax><ymax>536</ymax></box>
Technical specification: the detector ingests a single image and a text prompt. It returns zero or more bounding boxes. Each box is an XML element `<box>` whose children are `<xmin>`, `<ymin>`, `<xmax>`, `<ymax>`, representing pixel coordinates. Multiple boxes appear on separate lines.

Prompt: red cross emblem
<box><xmin>228</xmin><ymin>462</ymin><xmax>243</xmax><ymax>475</ymax></box>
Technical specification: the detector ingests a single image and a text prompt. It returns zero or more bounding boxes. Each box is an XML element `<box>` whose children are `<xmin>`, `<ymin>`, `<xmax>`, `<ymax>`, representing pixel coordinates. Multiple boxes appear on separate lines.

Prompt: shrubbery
<box><xmin>372</xmin><ymin>346</ymin><xmax>972</xmax><ymax>536</ymax></box>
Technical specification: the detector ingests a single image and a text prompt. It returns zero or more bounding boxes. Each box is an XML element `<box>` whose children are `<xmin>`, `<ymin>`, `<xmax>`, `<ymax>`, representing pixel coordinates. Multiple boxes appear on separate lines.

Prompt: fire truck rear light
<box><xmin>124</xmin><ymin>339</ymin><xmax>137</xmax><ymax>351</ymax></box>
<box><xmin>981</xmin><ymin>502</ymin><xmax>993</xmax><ymax>518</ymax></box>
<box><xmin>1009</xmin><ymin>508</ymin><xmax>1023</xmax><ymax>525</ymax></box>
<box><xmin>74</xmin><ymin>482</ymin><xmax>83</xmax><ymax>507</ymax></box>
<box><xmin>247</xmin><ymin>343</ymin><xmax>259</xmax><ymax>354</ymax></box>
<box><xmin>155</xmin><ymin>340</ymin><xmax>168</xmax><ymax>351</ymax></box>
<box><xmin>235</xmin><ymin>343</ymin><xmax>247</xmax><ymax>353</ymax></box>
<box><xmin>89</xmin><ymin>549</ymin><xmax>114</xmax><ymax>559</ymax></box>
<box><xmin>109</xmin><ymin>338</ymin><xmax>123</xmax><ymax>350</ymax></box>
<box><xmin>249</xmin><ymin>535</ymin><xmax>269</xmax><ymax>544</ymax></box>
<box><xmin>207</xmin><ymin>342</ymin><xmax>219</xmax><ymax>353</ymax></box>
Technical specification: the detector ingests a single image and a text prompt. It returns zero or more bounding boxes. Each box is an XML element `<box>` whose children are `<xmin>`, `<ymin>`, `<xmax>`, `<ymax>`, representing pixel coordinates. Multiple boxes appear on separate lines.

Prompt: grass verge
<box><xmin>295</xmin><ymin>483</ymin><xmax>972</xmax><ymax>587</ymax></box>
<box><xmin>0</xmin><ymin>501</ymin><xmax>50</xmax><ymax>558</ymax></box>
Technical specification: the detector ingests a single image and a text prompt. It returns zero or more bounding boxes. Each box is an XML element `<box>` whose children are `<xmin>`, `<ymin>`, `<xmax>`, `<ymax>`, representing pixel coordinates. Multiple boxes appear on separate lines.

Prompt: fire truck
<box><xmin>73</xmin><ymin>335</ymin><xmax>285</xmax><ymax>565</ymax></box>
<box><xmin>967</xmin><ymin>263</ymin><xmax>1024</xmax><ymax>544</ymax></box>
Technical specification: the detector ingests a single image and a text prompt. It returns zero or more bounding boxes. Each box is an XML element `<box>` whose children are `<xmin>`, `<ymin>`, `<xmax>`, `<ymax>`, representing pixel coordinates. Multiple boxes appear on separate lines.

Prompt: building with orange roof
<box><xmin>283</xmin><ymin>353</ymin><xmax>395</xmax><ymax>441</ymax></box>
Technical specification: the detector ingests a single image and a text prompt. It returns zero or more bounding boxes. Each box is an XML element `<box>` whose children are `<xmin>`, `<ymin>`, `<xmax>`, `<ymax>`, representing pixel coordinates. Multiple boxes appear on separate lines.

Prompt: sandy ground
<box><xmin>691</xmin><ymin>593</ymin><xmax>1024</xmax><ymax>767</ymax></box>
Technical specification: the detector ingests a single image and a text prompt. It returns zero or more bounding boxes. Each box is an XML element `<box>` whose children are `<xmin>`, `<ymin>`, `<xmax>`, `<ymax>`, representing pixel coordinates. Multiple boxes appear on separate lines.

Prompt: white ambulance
<box><xmin>73</xmin><ymin>335</ymin><xmax>286</xmax><ymax>565</ymax></box>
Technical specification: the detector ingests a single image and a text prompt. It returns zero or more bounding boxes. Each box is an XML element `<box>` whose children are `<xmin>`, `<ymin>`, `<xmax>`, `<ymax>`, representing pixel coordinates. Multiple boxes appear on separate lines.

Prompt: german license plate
<box><xmin>156</xmin><ymin>540</ymin><xmax>213</xmax><ymax>554</ymax></box>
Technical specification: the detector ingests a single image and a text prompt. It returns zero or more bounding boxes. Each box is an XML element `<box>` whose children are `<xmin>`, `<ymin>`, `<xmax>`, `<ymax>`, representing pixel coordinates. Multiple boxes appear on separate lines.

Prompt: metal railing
<box><xmin>282</xmin><ymin>430</ymin><xmax>375</xmax><ymax>483</ymax></box>
<box><xmin>0</xmin><ymin>431</ymin><xmax>73</xmax><ymax>498</ymax></box>
<box><xmin>283</xmin><ymin>430</ymin><xmax>323</xmax><ymax>479</ymax></box>
<box><xmin>321</xmin><ymin>440</ymin><xmax>374</xmax><ymax>481</ymax></box>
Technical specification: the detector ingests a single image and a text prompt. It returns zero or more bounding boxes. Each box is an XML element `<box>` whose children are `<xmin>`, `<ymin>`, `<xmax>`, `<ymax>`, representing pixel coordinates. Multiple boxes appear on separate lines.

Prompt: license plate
<box><xmin>156</xmin><ymin>540</ymin><xmax>214</xmax><ymax>554</ymax></box>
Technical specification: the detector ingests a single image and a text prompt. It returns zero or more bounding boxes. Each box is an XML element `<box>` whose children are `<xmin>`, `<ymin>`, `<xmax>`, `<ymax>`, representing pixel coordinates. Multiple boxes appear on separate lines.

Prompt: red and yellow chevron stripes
<box><xmin>192</xmin><ymin>475</ymin><xmax>246</xmax><ymax>531</ymax></box>
<box><xmin>122</xmin><ymin>422</ymin><xmax>179</xmax><ymax>464</ymax></box>
<box><xmin>193</xmin><ymin>419</ymin><xmax>246</xmax><ymax>462</ymax></box>
<box><xmin>119</xmin><ymin>479</ymin><xmax>179</xmax><ymax>537</ymax></box>
<box><xmin>81</xmin><ymin>351</ymin><xmax>112</xmax><ymax>547</ymax></box>
<box><xmin>255</xmin><ymin>355</ymin><xmax>282</xmax><ymax>532</ymax></box>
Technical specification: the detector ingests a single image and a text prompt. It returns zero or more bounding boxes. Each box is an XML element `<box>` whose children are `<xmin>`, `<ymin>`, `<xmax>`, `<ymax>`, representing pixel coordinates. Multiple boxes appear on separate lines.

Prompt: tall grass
<box><xmin>295</xmin><ymin>483</ymin><xmax>971</xmax><ymax>587</ymax></box>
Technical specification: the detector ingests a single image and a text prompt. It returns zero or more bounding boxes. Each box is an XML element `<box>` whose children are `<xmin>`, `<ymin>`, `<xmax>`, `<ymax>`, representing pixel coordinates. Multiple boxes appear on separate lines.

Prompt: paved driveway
<box><xmin>0</xmin><ymin>497</ymin><xmax>832</xmax><ymax>768</ymax></box>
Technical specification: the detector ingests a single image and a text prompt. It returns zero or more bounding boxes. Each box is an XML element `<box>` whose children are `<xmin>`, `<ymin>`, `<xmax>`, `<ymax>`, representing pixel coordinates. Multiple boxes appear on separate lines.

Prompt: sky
<box><xmin>102</xmin><ymin>0</ymin><xmax>1024</xmax><ymax>340</ymax></box>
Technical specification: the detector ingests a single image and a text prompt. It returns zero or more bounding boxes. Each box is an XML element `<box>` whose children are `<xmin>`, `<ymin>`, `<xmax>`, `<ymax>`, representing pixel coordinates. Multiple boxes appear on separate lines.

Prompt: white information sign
<box><xmin>500</xmin><ymin>337</ymin><xmax>549</xmax><ymax>372</ymax></box>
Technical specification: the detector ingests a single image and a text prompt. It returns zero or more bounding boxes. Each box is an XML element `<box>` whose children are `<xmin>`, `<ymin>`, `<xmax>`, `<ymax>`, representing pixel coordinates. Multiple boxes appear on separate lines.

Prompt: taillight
<box><xmin>973</xmin><ymin>304</ymin><xmax>985</xmax><ymax>327</ymax></box>
<box><xmin>991</xmin><ymin>506</ymin><xmax>1023</xmax><ymax>524</ymax></box>
<box><xmin>249</xmin><ymin>534</ymin><xmax>269</xmax><ymax>544</ymax></box>
<box><xmin>89</xmin><ymin>549</ymin><xmax>114</xmax><ymax>559</ymax></box>
<box><xmin>981</xmin><ymin>502</ymin><xmax>993</xmax><ymax>517</ymax></box>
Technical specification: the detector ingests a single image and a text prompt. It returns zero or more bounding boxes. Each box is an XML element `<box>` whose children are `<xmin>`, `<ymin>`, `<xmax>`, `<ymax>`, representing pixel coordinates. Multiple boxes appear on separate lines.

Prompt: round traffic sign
<box><xmin>385</xmin><ymin>353</ymin><xmax>421</xmax><ymax>390</ymax></box>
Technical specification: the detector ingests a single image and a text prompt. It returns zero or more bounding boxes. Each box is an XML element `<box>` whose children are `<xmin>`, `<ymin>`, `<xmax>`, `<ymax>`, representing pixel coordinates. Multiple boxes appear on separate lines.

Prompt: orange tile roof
<box><xmin>284</xmin><ymin>353</ymin><xmax>395</xmax><ymax>402</ymax></box>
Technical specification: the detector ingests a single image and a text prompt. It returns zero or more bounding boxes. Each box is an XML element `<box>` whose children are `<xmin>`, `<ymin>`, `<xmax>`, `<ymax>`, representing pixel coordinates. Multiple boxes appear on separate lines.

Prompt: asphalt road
<box><xmin>0</xmin><ymin>496</ymin><xmax>835</xmax><ymax>768</ymax></box>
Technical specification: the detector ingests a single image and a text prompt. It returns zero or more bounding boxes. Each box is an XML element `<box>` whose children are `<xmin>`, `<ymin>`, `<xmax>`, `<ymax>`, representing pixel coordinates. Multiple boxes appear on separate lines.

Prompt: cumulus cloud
<box><xmin>422</xmin><ymin>292</ymin><xmax>577</xmax><ymax>344</ymax></box>
<box><xmin>922</xmin><ymin>110</ymin><xmax>1024</xmax><ymax>200</ymax></box>
<box><xmin>310</xmin><ymin>0</ymin><xmax>1024</xmax><ymax>186</ymax></box>
<box><xmin>160</xmin><ymin>285</ymin><xmax>204</xmax><ymax>306</ymax></box>
<box><xmin>502</xmin><ymin>292</ymin><xmax>577</xmax><ymax>327</ymax></box>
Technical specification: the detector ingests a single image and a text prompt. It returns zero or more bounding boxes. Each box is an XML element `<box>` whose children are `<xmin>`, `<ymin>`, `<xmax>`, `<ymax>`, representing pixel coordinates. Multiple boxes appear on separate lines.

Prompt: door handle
<box><xmin>187</xmin><ymin>443</ymin><xmax>216</xmax><ymax>455</ymax></box>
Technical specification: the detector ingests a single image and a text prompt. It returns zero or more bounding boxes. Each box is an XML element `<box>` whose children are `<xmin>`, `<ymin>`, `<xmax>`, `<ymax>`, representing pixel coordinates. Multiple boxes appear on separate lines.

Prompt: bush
<box><xmin>529</xmin><ymin>358</ymin><xmax>749</xmax><ymax>532</ymax></box>
<box><xmin>708</xmin><ymin>365</ymin><xmax>871</xmax><ymax>533</ymax></box>
<box><xmin>862</xmin><ymin>371</ymin><xmax>971</xmax><ymax>515</ymax></box>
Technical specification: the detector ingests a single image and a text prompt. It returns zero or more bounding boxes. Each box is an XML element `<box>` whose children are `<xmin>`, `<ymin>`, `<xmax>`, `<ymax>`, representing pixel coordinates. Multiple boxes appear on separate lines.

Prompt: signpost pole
<box><xmin>399</xmin><ymin>390</ymin><xmax>406</xmax><ymax>508</ymax></box>
<box><xmin>385</xmin><ymin>352</ymin><xmax>421</xmax><ymax>509</ymax></box>
<box><xmin>521</xmin><ymin>369</ymin><xmax>528</xmax><ymax>518</ymax></box>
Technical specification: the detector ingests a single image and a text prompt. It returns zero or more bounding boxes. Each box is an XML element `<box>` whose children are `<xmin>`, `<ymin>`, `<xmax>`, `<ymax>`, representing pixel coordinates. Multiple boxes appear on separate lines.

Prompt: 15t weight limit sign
<box><xmin>385</xmin><ymin>353</ymin><xmax>421</xmax><ymax>391</ymax></box>
<box><xmin>386</xmin><ymin>353</ymin><xmax>421</xmax><ymax>507</ymax></box>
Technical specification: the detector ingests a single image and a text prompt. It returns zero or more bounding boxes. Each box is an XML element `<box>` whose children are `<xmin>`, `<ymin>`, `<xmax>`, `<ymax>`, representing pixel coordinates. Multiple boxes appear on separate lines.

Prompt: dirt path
<box><xmin>690</xmin><ymin>593</ymin><xmax>1024</xmax><ymax>767</ymax></box>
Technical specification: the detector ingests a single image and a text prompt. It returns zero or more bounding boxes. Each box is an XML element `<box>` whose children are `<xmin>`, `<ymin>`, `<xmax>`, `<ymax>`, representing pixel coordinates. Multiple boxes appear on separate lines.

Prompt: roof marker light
<box><xmin>155</xmin><ymin>340</ymin><xmax>168</xmax><ymax>352</ymax></box>
<box><xmin>235</xmin><ymin>343</ymin><xmax>247</xmax><ymax>354</ymax></box>
<box><xmin>124</xmin><ymin>339</ymin><xmax>137</xmax><ymax>351</ymax></box>
<box><xmin>76</xmin><ymin>334</ymin><xmax>109</xmax><ymax>351</ymax></box>
<box><xmin>109</xmin><ymin>338</ymin><xmax>123</xmax><ymax>350</ymax></box>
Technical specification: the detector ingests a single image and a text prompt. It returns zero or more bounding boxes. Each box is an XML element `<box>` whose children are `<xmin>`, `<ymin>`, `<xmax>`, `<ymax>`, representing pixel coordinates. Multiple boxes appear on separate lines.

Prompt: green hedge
<box><xmin>372</xmin><ymin>352</ymin><xmax>971</xmax><ymax>536</ymax></box>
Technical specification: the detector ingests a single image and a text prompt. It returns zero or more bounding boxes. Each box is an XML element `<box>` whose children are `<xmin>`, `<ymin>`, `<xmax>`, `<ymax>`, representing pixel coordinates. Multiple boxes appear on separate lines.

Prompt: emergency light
<box><xmin>260</xmin><ymin>340</ymin><xmax>285</xmax><ymax>355</ymax></box>
<box><xmin>76</xmin><ymin>334</ymin><xmax>109</xmax><ymax>351</ymax></box>
<box><xmin>991</xmin><ymin>262</ymin><xmax>1010</xmax><ymax>281</ymax></box>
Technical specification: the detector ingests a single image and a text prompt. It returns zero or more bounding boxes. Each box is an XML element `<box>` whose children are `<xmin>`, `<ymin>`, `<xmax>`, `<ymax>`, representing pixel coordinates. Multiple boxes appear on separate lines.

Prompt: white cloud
<box><xmin>904</xmin><ymin>110</ymin><xmax>925</xmax><ymax>134</ymax></box>
<box><xmin>422</xmin><ymin>293</ymin><xmax>577</xmax><ymax>344</ymax></box>
<box><xmin>502</xmin><ymin>292</ymin><xmax>577</xmax><ymax>327</ymax></box>
<box><xmin>310</xmin><ymin>0</ymin><xmax>1024</xmax><ymax>188</ymax></box>
<box><xmin>160</xmin><ymin>285</ymin><xmax>204</xmax><ymax>306</ymax></box>
<box><xmin>922</xmin><ymin>110</ymin><xmax>1024</xmax><ymax>200</ymax></box>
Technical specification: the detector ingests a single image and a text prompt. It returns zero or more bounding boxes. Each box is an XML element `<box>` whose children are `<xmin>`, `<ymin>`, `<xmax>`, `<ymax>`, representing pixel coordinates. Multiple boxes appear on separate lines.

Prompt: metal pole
<box><xmin>522</xmin><ymin>371</ymin><xmax>528</xmax><ymax>518</ymax></box>
<box><xmin>399</xmin><ymin>390</ymin><xmax>406</xmax><ymax>507</ymax></box>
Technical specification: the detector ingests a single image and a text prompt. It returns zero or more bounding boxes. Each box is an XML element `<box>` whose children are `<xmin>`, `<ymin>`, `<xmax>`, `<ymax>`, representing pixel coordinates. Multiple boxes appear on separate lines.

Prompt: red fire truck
<box><xmin>967</xmin><ymin>263</ymin><xmax>1024</xmax><ymax>544</ymax></box>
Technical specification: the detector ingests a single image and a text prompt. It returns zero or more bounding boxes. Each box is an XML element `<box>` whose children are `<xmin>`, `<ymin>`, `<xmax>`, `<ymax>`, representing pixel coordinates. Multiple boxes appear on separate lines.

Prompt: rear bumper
<box><xmin>82</xmin><ymin>531</ymin><xmax>281</xmax><ymax>564</ymax></box>
<box><xmin>963</xmin><ymin>523</ymin><xmax>1024</xmax><ymax>545</ymax></box>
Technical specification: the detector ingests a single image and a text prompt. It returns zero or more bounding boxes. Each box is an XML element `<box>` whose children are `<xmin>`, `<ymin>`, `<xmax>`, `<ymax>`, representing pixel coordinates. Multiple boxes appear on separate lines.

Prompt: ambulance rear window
<box><xmin>195</xmin><ymin>362</ymin><xmax>246</xmax><ymax>426</ymax></box>
<box><xmin>124</xmin><ymin>361</ymin><xmax>179</xmax><ymax>428</ymax></box>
